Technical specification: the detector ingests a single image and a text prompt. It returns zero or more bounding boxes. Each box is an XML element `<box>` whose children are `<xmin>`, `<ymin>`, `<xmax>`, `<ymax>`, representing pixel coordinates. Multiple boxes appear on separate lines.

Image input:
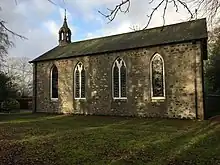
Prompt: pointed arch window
<box><xmin>150</xmin><ymin>53</ymin><xmax>165</xmax><ymax>99</ymax></box>
<box><xmin>60</xmin><ymin>32</ymin><xmax>63</xmax><ymax>40</ymax></box>
<box><xmin>50</xmin><ymin>65</ymin><xmax>58</xmax><ymax>100</ymax></box>
<box><xmin>74</xmin><ymin>62</ymin><xmax>86</xmax><ymax>99</ymax></box>
<box><xmin>112</xmin><ymin>58</ymin><xmax>127</xmax><ymax>99</ymax></box>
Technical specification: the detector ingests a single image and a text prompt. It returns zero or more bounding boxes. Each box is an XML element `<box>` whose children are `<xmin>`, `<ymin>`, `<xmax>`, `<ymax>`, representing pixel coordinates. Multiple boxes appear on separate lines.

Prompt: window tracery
<box><xmin>74</xmin><ymin>62</ymin><xmax>86</xmax><ymax>99</ymax></box>
<box><xmin>112</xmin><ymin>58</ymin><xmax>127</xmax><ymax>99</ymax></box>
<box><xmin>151</xmin><ymin>54</ymin><xmax>165</xmax><ymax>99</ymax></box>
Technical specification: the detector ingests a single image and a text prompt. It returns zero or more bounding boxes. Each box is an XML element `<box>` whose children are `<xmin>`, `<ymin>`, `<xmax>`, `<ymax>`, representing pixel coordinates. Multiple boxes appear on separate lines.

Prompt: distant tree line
<box><xmin>205</xmin><ymin>26</ymin><xmax>220</xmax><ymax>95</ymax></box>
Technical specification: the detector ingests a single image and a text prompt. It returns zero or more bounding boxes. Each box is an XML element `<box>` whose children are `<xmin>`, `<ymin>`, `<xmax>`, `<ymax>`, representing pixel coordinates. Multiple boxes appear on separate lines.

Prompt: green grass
<box><xmin>0</xmin><ymin>112</ymin><xmax>220</xmax><ymax>165</ymax></box>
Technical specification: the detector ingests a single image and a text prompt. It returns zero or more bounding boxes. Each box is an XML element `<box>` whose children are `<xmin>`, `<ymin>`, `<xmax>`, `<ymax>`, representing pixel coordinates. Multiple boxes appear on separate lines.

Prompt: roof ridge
<box><xmin>30</xmin><ymin>18</ymin><xmax>207</xmax><ymax>63</ymax></box>
<box><xmin>70</xmin><ymin>18</ymin><xmax>206</xmax><ymax>45</ymax></box>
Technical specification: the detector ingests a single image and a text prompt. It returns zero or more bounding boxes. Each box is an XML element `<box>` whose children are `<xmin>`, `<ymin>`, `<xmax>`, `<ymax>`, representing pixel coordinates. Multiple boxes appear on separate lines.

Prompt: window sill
<box><xmin>51</xmin><ymin>98</ymin><xmax>58</xmax><ymax>102</ymax></box>
<box><xmin>151</xmin><ymin>97</ymin><xmax>165</xmax><ymax>102</ymax></box>
<box><xmin>75</xmin><ymin>98</ymin><xmax>86</xmax><ymax>100</ymax></box>
<box><xmin>112</xmin><ymin>98</ymin><xmax>128</xmax><ymax>103</ymax></box>
<box><xmin>151</xmin><ymin>97</ymin><xmax>165</xmax><ymax>100</ymax></box>
<box><xmin>113</xmin><ymin>97</ymin><xmax>127</xmax><ymax>100</ymax></box>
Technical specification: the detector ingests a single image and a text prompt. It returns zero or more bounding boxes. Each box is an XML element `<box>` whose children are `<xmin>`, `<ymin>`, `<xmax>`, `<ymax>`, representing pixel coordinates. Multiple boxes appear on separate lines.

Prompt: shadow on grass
<box><xmin>0</xmin><ymin>113</ymin><xmax>220</xmax><ymax>165</ymax></box>
<box><xmin>22</xmin><ymin>119</ymin><xmax>218</xmax><ymax>164</ymax></box>
<box><xmin>109</xmin><ymin>122</ymin><xmax>220</xmax><ymax>165</ymax></box>
<box><xmin>0</xmin><ymin>116</ymin><xmax>164</xmax><ymax>143</ymax></box>
<box><xmin>165</xmin><ymin>122</ymin><xmax>220</xmax><ymax>165</ymax></box>
<box><xmin>0</xmin><ymin>112</ymin><xmax>65</xmax><ymax>124</ymax></box>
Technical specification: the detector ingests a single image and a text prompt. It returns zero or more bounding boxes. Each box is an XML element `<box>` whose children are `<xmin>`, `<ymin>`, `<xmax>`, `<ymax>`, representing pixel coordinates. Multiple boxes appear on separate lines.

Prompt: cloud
<box><xmin>71</xmin><ymin>0</ymin><xmax>196</xmax><ymax>40</ymax></box>
<box><xmin>9</xmin><ymin>27</ymin><xmax>57</xmax><ymax>59</ymax></box>
<box><xmin>1</xmin><ymin>0</ymin><xmax>63</xmax><ymax>59</ymax></box>
<box><xmin>1</xmin><ymin>0</ymin><xmax>201</xmax><ymax>60</ymax></box>
<box><xmin>43</xmin><ymin>20</ymin><xmax>60</xmax><ymax>38</ymax></box>
<box><xmin>59</xmin><ymin>7</ymin><xmax>72</xmax><ymax>21</ymax></box>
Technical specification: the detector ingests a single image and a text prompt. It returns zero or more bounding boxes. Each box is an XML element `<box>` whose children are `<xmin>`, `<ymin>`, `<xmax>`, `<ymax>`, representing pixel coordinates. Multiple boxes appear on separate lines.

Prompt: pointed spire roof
<box><xmin>59</xmin><ymin>9</ymin><xmax>71</xmax><ymax>34</ymax></box>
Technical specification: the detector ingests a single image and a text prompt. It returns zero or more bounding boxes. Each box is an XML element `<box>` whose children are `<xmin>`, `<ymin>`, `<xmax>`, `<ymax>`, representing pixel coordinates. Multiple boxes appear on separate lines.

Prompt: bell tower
<box><xmin>58</xmin><ymin>9</ymin><xmax>71</xmax><ymax>46</ymax></box>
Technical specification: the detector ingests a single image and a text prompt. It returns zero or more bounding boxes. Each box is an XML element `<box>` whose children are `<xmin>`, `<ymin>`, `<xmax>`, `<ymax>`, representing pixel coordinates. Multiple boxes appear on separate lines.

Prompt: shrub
<box><xmin>1</xmin><ymin>99</ymin><xmax>20</xmax><ymax>112</ymax></box>
<box><xmin>0</xmin><ymin>72</ymin><xmax>18</xmax><ymax>101</ymax></box>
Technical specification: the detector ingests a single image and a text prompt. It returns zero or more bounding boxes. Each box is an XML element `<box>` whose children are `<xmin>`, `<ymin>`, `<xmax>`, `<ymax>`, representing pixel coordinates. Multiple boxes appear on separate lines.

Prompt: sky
<box><xmin>1</xmin><ymin>0</ymin><xmax>199</xmax><ymax>60</ymax></box>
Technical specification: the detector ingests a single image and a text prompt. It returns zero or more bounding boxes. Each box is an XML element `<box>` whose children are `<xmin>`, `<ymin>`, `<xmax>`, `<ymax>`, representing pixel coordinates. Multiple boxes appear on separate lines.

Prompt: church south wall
<box><xmin>35</xmin><ymin>41</ymin><xmax>204</xmax><ymax>119</ymax></box>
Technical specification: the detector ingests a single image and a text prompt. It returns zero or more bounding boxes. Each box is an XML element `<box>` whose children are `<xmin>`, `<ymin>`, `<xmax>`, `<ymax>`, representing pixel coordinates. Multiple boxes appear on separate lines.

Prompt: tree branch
<box><xmin>0</xmin><ymin>21</ymin><xmax>27</xmax><ymax>39</ymax></box>
<box><xmin>98</xmin><ymin>0</ymin><xmax>130</xmax><ymax>23</ymax></box>
<box><xmin>143</xmin><ymin>0</ymin><xmax>165</xmax><ymax>29</ymax></box>
<box><xmin>99</xmin><ymin>0</ymin><xmax>220</xmax><ymax>30</ymax></box>
<box><xmin>0</xmin><ymin>0</ymin><xmax>62</xmax><ymax>40</ymax></box>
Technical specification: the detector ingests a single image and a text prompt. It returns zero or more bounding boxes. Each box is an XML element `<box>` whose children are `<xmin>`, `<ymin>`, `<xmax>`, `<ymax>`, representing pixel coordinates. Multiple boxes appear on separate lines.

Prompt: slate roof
<box><xmin>30</xmin><ymin>18</ymin><xmax>208</xmax><ymax>63</ymax></box>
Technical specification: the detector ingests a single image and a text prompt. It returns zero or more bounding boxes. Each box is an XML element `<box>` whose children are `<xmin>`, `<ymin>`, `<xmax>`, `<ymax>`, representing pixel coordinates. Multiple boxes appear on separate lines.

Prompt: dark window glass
<box><xmin>81</xmin><ymin>67</ymin><xmax>85</xmax><ymax>98</ymax></box>
<box><xmin>113</xmin><ymin>63</ymin><xmax>119</xmax><ymax>98</ymax></box>
<box><xmin>120</xmin><ymin>61</ymin><xmax>126</xmax><ymax>97</ymax></box>
<box><xmin>52</xmin><ymin>66</ymin><xmax>58</xmax><ymax>98</ymax></box>
<box><xmin>75</xmin><ymin>69</ymin><xmax>80</xmax><ymax>98</ymax></box>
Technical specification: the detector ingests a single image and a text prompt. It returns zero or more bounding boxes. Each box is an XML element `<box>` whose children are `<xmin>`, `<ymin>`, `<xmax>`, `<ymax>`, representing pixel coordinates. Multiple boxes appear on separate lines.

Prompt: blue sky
<box><xmin>1</xmin><ymin>0</ymin><xmax>201</xmax><ymax>60</ymax></box>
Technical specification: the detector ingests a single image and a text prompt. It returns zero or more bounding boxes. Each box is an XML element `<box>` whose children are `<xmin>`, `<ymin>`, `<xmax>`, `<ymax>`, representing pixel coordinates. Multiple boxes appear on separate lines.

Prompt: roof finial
<box><xmin>195</xmin><ymin>9</ymin><xmax>198</xmax><ymax>20</ymax></box>
<box><xmin>64</xmin><ymin>9</ymin><xmax>67</xmax><ymax>20</ymax></box>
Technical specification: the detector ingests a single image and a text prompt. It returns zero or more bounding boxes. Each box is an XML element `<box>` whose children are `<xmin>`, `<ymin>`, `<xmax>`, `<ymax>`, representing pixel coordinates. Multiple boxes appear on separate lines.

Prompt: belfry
<box><xmin>58</xmin><ymin>9</ymin><xmax>71</xmax><ymax>46</ymax></box>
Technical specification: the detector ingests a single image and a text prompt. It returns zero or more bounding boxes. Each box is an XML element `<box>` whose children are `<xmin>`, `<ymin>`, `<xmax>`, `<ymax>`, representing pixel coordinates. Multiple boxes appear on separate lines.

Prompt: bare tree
<box><xmin>3</xmin><ymin>57</ymin><xmax>33</xmax><ymax>97</ymax></box>
<box><xmin>0</xmin><ymin>0</ymin><xmax>55</xmax><ymax>37</ymax></box>
<box><xmin>0</xmin><ymin>0</ymin><xmax>57</xmax><ymax>56</ymax></box>
<box><xmin>0</xmin><ymin>0</ymin><xmax>58</xmax><ymax>68</ymax></box>
<box><xmin>1</xmin><ymin>0</ymin><xmax>219</xmax><ymax>38</ymax></box>
<box><xmin>0</xmin><ymin>23</ymin><xmax>13</xmax><ymax>70</ymax></box>
<box><xmin>0</xmin><ymin>2</ymin><xmax>27</xmax><ymax>69</ymax></box>
<box><xmin>98</xmin><ymin>0</ymin><xmax>220</xmax><ymax>29</ymax></box>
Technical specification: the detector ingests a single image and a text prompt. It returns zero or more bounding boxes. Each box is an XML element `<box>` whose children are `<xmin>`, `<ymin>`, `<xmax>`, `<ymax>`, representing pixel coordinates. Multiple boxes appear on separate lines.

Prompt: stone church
<box><xmin>30</xmin><ymin>14</ymin><xmax>208</xmax><ymax>119</ymax></box>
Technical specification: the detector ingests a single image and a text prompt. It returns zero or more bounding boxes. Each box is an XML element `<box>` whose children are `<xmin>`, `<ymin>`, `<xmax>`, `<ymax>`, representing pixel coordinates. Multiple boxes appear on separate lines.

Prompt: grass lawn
<box><xmin>0</xmin><ymin>113</ymin><xmax>220</xmax><ymax>165</ymax></box>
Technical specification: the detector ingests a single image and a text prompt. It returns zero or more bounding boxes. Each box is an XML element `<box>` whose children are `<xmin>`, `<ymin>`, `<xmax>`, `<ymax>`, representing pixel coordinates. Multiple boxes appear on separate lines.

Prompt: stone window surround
<box><xmin>112</xmin><ymin>58</ymin><xmax>127</xmax><ymax>100</ymax></box>
<box><xmin>150</xmin><ymin>53</ymin><xmax>166</xmax><ymax>101</ymax></box>
<box><xmin>50</xmin><ymin>65</ymin><xmax>58</xmax><ymax>102</ymax></box>
<box><xmin>74</xmin><ymin>62</ymin><xmax>86</xmax><ymax>100</ymax></box>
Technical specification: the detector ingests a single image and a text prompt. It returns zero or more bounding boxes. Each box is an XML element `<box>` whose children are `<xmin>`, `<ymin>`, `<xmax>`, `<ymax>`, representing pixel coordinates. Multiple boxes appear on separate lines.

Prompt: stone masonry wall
<box><xmin>34</xmin><ymin>41</ymin><xmax>204</xmax><ymax>119</ymax></box>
